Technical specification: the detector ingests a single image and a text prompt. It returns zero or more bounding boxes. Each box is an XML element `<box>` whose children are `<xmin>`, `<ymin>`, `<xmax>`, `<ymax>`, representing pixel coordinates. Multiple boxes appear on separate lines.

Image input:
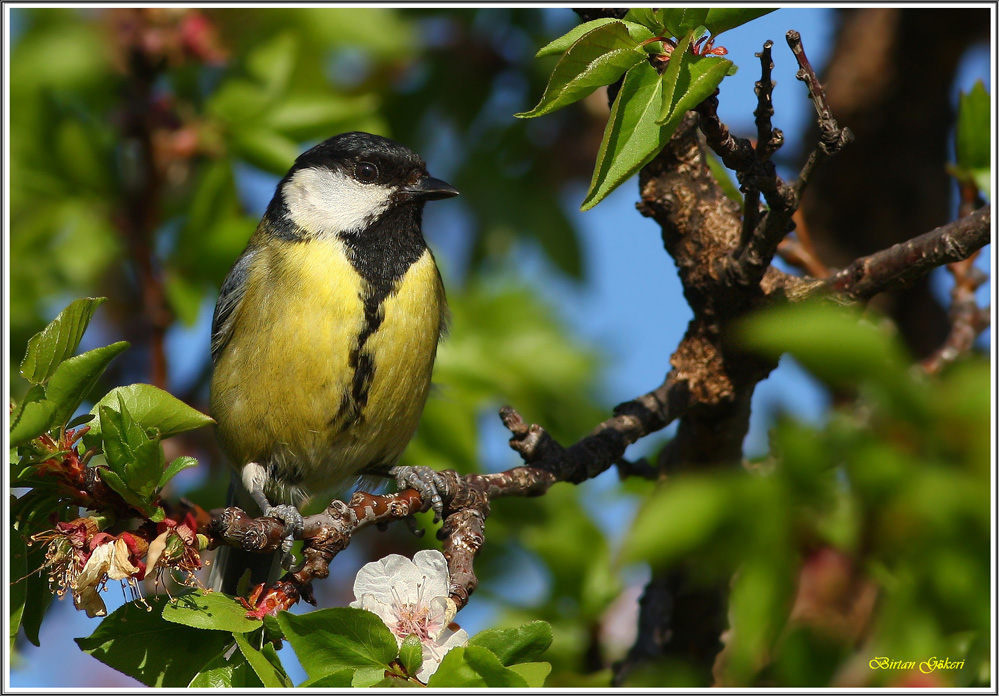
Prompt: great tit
<box><xmin>207</xmin><ymin>132</ymin><xmax>458</xmax><ymax>594</ymax></box>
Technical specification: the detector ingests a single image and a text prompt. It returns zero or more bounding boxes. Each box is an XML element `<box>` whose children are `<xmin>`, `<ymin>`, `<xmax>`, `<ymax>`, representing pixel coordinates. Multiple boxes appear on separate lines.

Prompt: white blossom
<box><xmin>350</xmin><ymin>549</ymin><xmax>468</xmax><ymax>681</ymax></box>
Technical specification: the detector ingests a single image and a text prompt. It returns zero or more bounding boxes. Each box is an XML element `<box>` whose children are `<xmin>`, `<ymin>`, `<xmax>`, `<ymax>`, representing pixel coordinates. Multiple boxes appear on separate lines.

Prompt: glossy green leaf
<box><xmin>87</xmin><ymin>383</ymin><xmax>213</xmax><ymax>448</ymax></box>
<box><xmin>187</xmin><ymin>648</ymin><xmax>263</xmax><ymax>688</ymax></box>
<box><xmin>509</xmin><ymin>661</ymin><xmax>552</xmax><ymax>687</ymax></box>
<box><xmin>9</xmin><ymin>385</ymin><xmax>58</xmax><ymax>446</ymax></box>
<box><xmin>427</xmin><ymin>646</ymin><xmax>528</xmax><ymax>687</ymax></box>
<box><xmin>703</xmin><ymin>8</ymin><xmax>778</xmax><ymax>35</ymax></box>
<box><xmin>623</xmin><ymin>8</ymin><xmax>665</xmax><ymax>33</ymax></box>
<box><xmin>76</xmin><ymin>596</ymin><xmax>232</xmax><ymax>687</ymax></box>
<box><xmin>536</xmin><ymin>18</ymin><xmax>654</xmax><ymax>58</ymax></box>
<box><xmin>516</xmin><ymin>21</ymin><xmax>648</xmax><ymax>119</ymax></box>
<box><xmin>233</xmin><ymin>632</ymin><xmax>294</xmax><ymax>687</ymax></box>
<box><xmin>19</xmin><ymin>297</ymin><xmax>105</xmax><ymax>384</ymax></box>
<box><xmin>161</xmin><ymin>591</ymin><xmax>263</xmax><ymax>634</ymax></box>
<box><xmin>581</xmin><ymin>61</ymin><xmax>665</xmax><ymax>211</ymax></box>
<box><xmin>276</xmin><ymin>607</ymin><xmax>397</xmax><ymax>680</ymax></box>
<box><xmin>657</xmin><ymin>31</ymin><xmax>695</xmax><ymax>124</ymax></box>
<box><xmin>661</xmin><ymin>8</ymin><xmax>709</xmax><ymax>37</ymax></box>
<box><xmin>467</xmin><ymin>621</ymin><xmax>553</xmax><ymax>666</ymax></box>
<box><xmin>399</xmin><ymin>634</ymin><xmax>423</xmax><ymax>676</ymax></box>
<box><xmin>160</xmin><ymin>455</ymin><xmax>199</xmax><ymax>488</ymax></box>
<box><xmin>99</xmin><ymin>398</ymin><xmax>164</xmax><ymax>501</ymax></box>
<box><xmin>658</xmin><ymin>46</ymin><xmax>734</xmax><ymax>126</ymax></box>
<box><xmin>44</xmin><ymin>341</ymin><xmax>129</xmax><ymax>429</ymax></box>
<box><xmin>298</xmin><ymin>668</ymin><xmax>356</xmax><ymax>687</ymax></box>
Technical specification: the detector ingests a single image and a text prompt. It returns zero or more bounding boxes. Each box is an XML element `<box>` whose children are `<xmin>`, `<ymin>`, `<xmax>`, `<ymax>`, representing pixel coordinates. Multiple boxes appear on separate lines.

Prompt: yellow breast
<box><xmin>210</xmin><ymin>238</ymin><xmax>445</xmax><ymax>503</ymax></box>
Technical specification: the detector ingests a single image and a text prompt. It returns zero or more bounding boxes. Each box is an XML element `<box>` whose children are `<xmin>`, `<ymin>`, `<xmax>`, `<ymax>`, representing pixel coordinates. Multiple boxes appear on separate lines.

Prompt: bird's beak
<box><xmin>403</xmin><ymin>175</ymin><xmax>459</xmax><ymax>201</ymax></box>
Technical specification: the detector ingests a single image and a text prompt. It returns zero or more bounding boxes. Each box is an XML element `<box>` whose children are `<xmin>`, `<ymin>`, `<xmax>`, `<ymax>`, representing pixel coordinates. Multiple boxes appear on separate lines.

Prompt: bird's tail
<box><xmin>207</xmin><ymin>472</ymin><xmax>283</xmax><ymax>595</ymax></box>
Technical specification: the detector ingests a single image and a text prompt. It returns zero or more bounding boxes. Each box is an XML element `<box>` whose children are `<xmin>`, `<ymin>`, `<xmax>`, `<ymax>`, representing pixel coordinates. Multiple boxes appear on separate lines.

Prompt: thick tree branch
<box><xmin>206</xmin><ymin>373</ymin><xmax>692</xmax><ymax>615</ymax></box>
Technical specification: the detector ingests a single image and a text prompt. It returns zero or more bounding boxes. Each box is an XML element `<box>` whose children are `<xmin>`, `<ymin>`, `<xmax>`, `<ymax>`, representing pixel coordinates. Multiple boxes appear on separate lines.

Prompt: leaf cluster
<box><xmin>620</xmin><ymin>302</ymin><xmax>990</xmax><ymax>686</ymax></box>
<box><xmin>76</xmin><ymin>593</ymin><xmax>554</xmax><ymax>688</ymax></box>
<box><xmin>516</xmin><ymin>8</ymin><xmax>774</xmax><ymax>209</ymax></box>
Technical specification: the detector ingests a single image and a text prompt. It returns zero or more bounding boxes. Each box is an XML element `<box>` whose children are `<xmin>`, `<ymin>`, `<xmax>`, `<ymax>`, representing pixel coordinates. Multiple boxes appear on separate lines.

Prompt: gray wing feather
<box><xmin>211</xmin><ymin>247</ymin><xmax>258</xmax><ymax>363</ymax></box>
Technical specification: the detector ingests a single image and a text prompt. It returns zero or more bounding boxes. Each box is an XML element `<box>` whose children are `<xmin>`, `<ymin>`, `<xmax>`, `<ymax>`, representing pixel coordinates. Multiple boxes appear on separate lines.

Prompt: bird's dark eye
<box><xmin>354</xmin><ymin>161</ymin><xmax>379</xmax><ymax>183</ymax></box>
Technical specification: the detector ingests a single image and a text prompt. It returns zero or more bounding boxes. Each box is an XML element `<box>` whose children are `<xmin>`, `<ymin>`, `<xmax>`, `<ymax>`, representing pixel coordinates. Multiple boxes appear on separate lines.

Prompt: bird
<box><xmin>206</xmin><ymin>132</ymin><xmax>458</xmax><ymax>594</ymax></box>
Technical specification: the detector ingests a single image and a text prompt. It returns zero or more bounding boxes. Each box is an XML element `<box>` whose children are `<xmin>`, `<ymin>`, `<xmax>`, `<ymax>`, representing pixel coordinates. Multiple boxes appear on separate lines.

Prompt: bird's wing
<box><xmin>210</xmin><ymin>246</ymin><xmax>259</xmax><ymax>363</ymax></box>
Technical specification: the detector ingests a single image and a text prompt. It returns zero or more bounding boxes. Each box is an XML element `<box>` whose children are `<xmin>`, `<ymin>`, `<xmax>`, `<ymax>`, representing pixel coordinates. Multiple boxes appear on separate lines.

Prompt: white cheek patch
<box><xmin>283</xmin><ymin>167</ymin><xmax>394</xmax><ymax>237</ymax></box>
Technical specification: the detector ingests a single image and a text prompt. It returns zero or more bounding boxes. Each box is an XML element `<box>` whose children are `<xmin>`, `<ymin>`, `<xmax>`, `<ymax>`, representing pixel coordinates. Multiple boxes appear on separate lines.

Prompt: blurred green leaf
<box><xmin>231</xmin><ymin>128</ymin><xmax>300</xmax><ymax>174</ymax></box>
<box><xmin>76</xmin><ymin>596</ymin><xmax>231</xmax><ymax>687</ymax></box>
<box><xmin>19</xmin><ymin>297</ymin><xmax>105</xmax><ymax>384</ymax></box>
<box><xmin>953</xmin><ymin>80</ymin><xmax>990</xmax><ymax>196</ymax></box>
<box><xmin>247</xmin><ymin>32</ymin><xmax>298</xmax><ymax>97</ymax></box>
<box><xmin>734</xmin><ymin>301</ymin><xmax>911</xmax><ymax>389</ymax></box>
<box><xmin>516</xmin><ymin>21</ymin><xmax>648</xmax><ymax>119</ymax></box>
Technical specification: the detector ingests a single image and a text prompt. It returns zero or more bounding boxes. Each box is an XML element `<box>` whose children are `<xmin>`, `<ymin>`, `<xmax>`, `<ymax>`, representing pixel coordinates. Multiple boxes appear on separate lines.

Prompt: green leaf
<box><xmin>707</xmin><ymin>150</ymin><xmax>743</xmax><ymax>203</ymax></box>
<box><xmin>516</xmin><ymin>21</ymin><xmax>648</xmax><ymax>119</ymax></box>
<box><xmin>159</xmin><ymin>455</ymin><xmax>199</xmax><ymax>488</ymax></box>
<box><xmin>161</xmin><ymin>591</ymin><xmax>263</xmax><ymax>634</ymax></box>
<box><xmin>733</xmin><ymin>301</ymin><xmax>910</xmax><ymax>389</ymax></box>
<box><xmin>43</xmin><ymin>341</ymin><xmax>129</xmax><ymax>428</ymax></box>
<box><xmin>352</xmin><ymin>666</ymin><xmax>390</xmax><ymax>687</ymax></box>
<box><xmin>581</xmin><ymin>61</ymin><xmax>665</xmax><ymax>211</ymax></box>
<box><xmin>467</xmin><ymin>621</ymin><xmax>553</xmax><ymax>666</ymax></box>
<box><xmin>427</xmin><ymin>646</ymin><xmax>528</xmax><ymax>687</ymax></box>
<box><xmin>9</xmin><ymin>385</ymin><xmax>58</xmax><ymax>446</ymax></box>
<box><xmin>535</xmin><ymin>18</ymin><xmax>653</xmax><ymax>58</ymax></box>
<box><xmin>657</xmin><ymin>31</ymin><xmax>695</xmax><ymax>124</ymax></box>
<box><xmin>234</xmin><ymin>632</ymin><xmax>294</xmax><ymax>687</ymax></box>
<box><xmin>19</xmin><ymin>297</ymin><xmax>106</xmax><ymax>384</ymax></box>
<box><xmin>658</xmin><ymin>45</ymin><xmax>734</xmax><ymax>126</ymax></box>
<box><xmin>86</xmin><ymin>383</ymin><xmax>213</xmax><ymax>448</ymax></box>
<box><xmin>509</xmin><ymin>661</ymin><xmax>552</xmax><ymax>687</ymax></box>
<box><xmin>232</xmin><ymin>127</ymin><xmax>300</xmax><ymax>174</ymax></box>
<box><xmin>76</xmin><ymin>596</ymin><xmax>232</xmax><ymax>688</ymax></box>
<box><xmin>661</xmin><ymin>8</ymin><xmax>709</xmax><ymax>37</ymax></box>
<box><xmin>247</xmin><ymin>31</ymin><xmax>297</xmax><ymax>97</ymax></box>
<box><xmin>299</xmin><ymin>668</ymin><xmax>356</xmax><ymax>687</ymax></box>
<box><xmin>398</xmin><ymin>634</ymin><xmax>423</xmax><ymax>676</ymax></box>
<box><xmin>9</xmin><ymin>531</ymin><xmax>29</xmax><ymax>652</ymax></box>
<box><xmin>622</xmin><ymin>475</ymin><xmax>733</xmax><ymax>565</ymax></box>
<box><xmin>703</xmin><ymin>8</ymin><xmax>777</xmax><ymax>35</ymax></box>
<box><xmin>188</xmin><ymin>647</ymin><xmax>264</xmax><ymax>688</ymax></box>
<box><xmin>276</xmin><ymin>607</ymin><xmax>397</xmax><ymax>680</ymax></box>
<box><xmin>99</xmin><ymin>397</ymin><xmax>164</xmax><ymax>501</ymax></box>
<box><xmin>954</xmin><ymin>80</ymin><xmax>991</xmax><ymax>195</ymax></box>
<box><xmin>97</xmin><ymin>467</ymin><xmax>164</xmax><ymax>520</ymax></box>
<box><xmin>264</xmin><ymin>94</ymin><xmax>379</xmax><ymax>140</ymax></box>
<box><xmin>623</xmin><ymin>9</ymin><xmax>665</xmax><ymax>33</ymax></box>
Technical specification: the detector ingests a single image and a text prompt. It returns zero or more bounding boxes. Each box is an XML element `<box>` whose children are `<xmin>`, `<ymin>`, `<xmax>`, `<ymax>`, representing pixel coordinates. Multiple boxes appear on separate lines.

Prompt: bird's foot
<box><xmin>263</xmin><ymin>504</ymin><xmax>305</xmax><ymax>570</ymax></box>
<box><xmin>390</xmin><ymin>465</ymin><xmax>448</xmax><ymax>523</ymax></box>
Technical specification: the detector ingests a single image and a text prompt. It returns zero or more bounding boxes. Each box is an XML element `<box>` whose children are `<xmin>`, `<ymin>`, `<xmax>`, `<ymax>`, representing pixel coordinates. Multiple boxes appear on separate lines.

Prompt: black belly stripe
<box><xmin>325</xmin><ymin>203</ymin><xmax>429</xmax><ymax>433</ymax></box>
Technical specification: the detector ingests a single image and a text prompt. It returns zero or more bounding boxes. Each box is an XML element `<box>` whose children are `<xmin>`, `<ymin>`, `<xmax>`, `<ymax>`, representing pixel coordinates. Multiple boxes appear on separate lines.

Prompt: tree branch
<box><xmin>821</xmin><ymin>205</ymin><xmax>991</xmax><ymax>301</ymax></box>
